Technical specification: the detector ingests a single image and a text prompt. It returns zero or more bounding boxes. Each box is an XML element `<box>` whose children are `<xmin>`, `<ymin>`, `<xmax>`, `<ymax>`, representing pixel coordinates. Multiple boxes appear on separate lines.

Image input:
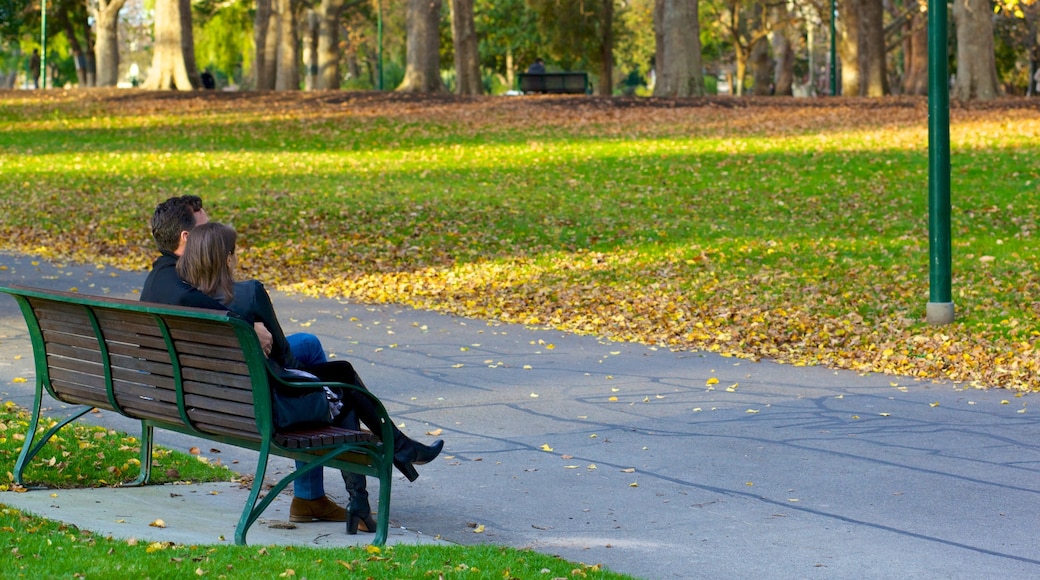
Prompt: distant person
<box><xmin>29</xmin><ymin>49</ymin><xmax>40</xmax><ymax>89</ymax></box>
<box><xmin>1034</xmin><ymin>68</ymin><xmax>1040</xmax><ymax>96</ymax></box>
<box><xmin>200</xmin><ymin>70</ymin><xmax>215</xmax><ymax>90</ymax></box>
<box><xmin>527</xmin><ymin>58</ymin><xmax>545</xmax><ymax>74</ymax></box>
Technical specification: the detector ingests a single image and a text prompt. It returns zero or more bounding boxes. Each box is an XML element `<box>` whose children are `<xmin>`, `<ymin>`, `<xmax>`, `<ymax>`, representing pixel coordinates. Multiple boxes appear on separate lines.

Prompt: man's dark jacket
<box><xmin>140</xmin><ymin>251</ymin><xmax>228</xmax><ymax>310</ymax></box>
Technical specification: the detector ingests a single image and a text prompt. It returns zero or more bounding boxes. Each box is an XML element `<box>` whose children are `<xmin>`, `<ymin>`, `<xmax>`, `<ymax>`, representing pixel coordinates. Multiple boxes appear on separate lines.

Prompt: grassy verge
<box><xmin>0</xmin><ymin>398</ymin><xmax>630</xmax><ymax>579</ymax></box>
<box><xmin>0</xmin><ymin>506</ymin><xmax>622</xmax><ymax>579</ymax></box>
<box><xmin>1</xmin><ymin>90</ymin><xmax>1039</xmax><ymax>389</ymax></box>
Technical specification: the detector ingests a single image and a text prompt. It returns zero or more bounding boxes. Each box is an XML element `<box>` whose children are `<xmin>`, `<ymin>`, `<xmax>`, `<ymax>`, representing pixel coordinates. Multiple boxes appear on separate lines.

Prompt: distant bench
<box><xmin>1</xmin><ymin>285</ymin><xmax>395</xmax><ymax>546</ymax></box>
<box><xmin>519</xmin><ymin>72</ymin><xmax>589</xmax><ymax>94</ymax></box>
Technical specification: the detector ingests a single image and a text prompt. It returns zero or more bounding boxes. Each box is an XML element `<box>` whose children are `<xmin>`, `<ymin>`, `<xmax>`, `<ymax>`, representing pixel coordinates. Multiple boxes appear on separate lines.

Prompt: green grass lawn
<box><xmin>1</xmin><ymin>90</ymin><xmax>1039</xmax><ymax>390</ymax></box>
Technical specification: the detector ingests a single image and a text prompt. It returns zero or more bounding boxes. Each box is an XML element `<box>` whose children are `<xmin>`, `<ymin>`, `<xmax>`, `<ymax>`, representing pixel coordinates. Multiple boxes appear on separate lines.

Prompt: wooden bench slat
<box><xmin>182</xmin><ymin>381</ymin><xmax>255</xmax><ymax>404</ymax></box>
<box><xmin>48</xmin><ymin>379</ymin><xmax>115</xmax><ymax>409</ymax></box>
<box><xmin>187</xmin><ymin>408</ymin><xmax>259</xmax><ymax>436</ymax></box>
<box><xmin>41</xmin><ymin>329</ymin><xmax>100</xmax><ymax>351</ymax></box>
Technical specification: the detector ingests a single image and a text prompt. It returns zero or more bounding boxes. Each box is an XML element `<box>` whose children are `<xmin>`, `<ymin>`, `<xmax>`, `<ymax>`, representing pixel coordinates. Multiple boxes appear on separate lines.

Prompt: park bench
<box><xmin>519</xmin><ymin>71</ymin><xmax>589</xmax><ymax>94</ymax></box>
<box><xmin>0</xmin><ymin>284</ymin><xmax>395</xmax><ymax>546</ymax></box>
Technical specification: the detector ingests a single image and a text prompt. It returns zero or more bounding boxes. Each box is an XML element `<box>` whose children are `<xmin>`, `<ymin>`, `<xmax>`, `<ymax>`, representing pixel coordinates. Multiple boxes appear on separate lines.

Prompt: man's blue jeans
<box><xmin>285</xmin><ymin>333</ymin><xmax>328</xmax><ymax>500</ymax></box>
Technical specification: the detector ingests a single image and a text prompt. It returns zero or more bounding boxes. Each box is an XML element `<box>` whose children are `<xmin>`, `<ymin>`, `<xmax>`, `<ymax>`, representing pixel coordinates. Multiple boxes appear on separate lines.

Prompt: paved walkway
<box><xmin>1</xmin><ymin>254</ymin><xmax>1039</xmax><ymax>579</ymax></box>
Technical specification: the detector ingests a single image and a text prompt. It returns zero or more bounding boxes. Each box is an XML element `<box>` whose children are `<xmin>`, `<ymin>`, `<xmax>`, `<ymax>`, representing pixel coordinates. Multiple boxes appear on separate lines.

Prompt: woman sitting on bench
<box><xmin>176</xmin><ymin>221</ymin><xmax>443</xmax><ymax>534</ymax></box>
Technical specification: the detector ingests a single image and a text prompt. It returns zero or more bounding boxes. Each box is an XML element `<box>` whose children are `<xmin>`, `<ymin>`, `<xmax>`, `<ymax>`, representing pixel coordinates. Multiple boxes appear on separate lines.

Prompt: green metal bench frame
<box><xmin>0</xmin><ymin>284</ymin><xmax>394</xmax><ymax>546</ymax></box>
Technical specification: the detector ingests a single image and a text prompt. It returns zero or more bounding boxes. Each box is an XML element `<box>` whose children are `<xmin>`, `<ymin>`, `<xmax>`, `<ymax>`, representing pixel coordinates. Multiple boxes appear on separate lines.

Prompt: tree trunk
<box><xmin>750</xmin><ymin>35</ymin><xmax>772</xmax><ymax>95</ymax></box>
<box><xmin>450</xmin><ymin>0</ymin><xmax>481</xmax><ymax>94</ymax></box>
<box><xmin>259</xmin><ymin>2</ymin><xmax>279</xmax><ymax>89</ymax></box>
<box><xmin>903</xmin><ymin>5</ymin><xmax>928</xmax><ymax>95</ymax></box>
<box><xmin>178</xmin><ymin>0</ymin><xmax>199</xmax><ymax>85</ymax></box>
<box><xmin>652</xmin><ymin>0</ymin><xmax>704</xmax><ymax>97</ymax></box>
<box><xmin>858</xmin><ymin>0</ymin><xmax>886</xmax><ymax>95</ymax></box>
<box><xmin>400</xmin><ymin>0</ymin><xmax>445</xmax><ymax>92</ymax></box>
<box><xmin>598</xmin><ymin>0</ymin><xmax>613</xmax><ymax>96</ymax></box>
<box><xmin>837</xmin><ymin>0</ymin><xmax>861</xmax><ymax>96</ymax></box>
<box><xmin>302</xmin><ymin>9</ymin><xmax>319</xmax><ymax>90</ymax></box>
<box><xmin>505</xmin><ymin>45</ymin><xmax>514</xmax><ymax>90</ymax></box>
<box><xmin>772</xmin><ymin>30</ymin><xmax>794</xmax><ymax>96</ymax></box>
<box><xmin>144</xmin><ymin>0</ymin><xmax>197</xmax><ymax>89</ymax></box>
<box><xmin>254</xmin><ymin>0</ymin><xmax>273</xmax><ymax>89</ymax></box>
<box><xmin>316</xmin><ymin>0</ymin><xmax>346</xmax><ymax>89</ymax></box>
<box><xmin>733</xmin><ymin>43</ymin><xmax>748</xmax><ymax>95</ymax></box>
<box><xmin>275</xmin><ymin>0</ymin><xmax>299</xmax><ymax>90</ymax></box>
<box><xmin>94</xmin><ymin>0</ymin><xmax>128</xmax><ymax>87</ymax></box>
<box><xmin>952</xmin><ymin>0</ymin><xmax>999</xmax><ymax>100</ymax></box>
<box><xmin>59</xmin><ymin>12</ymin><xmax>88</xmax><ymax>86</ymax></box>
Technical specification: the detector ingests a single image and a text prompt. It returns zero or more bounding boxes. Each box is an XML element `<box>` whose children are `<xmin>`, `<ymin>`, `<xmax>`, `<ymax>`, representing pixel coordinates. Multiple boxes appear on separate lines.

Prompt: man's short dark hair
<box><xmin>151</xmin><ymin>195</ymin><xmax>203</xmax><ymax>253</ymax></box>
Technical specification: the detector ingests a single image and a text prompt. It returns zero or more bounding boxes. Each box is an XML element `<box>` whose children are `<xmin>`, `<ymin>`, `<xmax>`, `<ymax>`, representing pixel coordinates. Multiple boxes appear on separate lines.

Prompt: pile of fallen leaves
<box><xmin>2</xmin><ymin>90</ymin><xmax>1040</xmax><ymax>390</ymax></box>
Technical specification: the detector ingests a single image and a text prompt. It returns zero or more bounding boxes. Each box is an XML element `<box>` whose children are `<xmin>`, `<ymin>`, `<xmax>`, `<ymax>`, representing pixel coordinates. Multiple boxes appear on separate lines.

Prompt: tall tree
<box><xmin>451</xmin><ymin>0</ymin><xmax>481</xmax><ymax>94</ymax></box>
<box><xmin>653</xmin><ymin>0</ymin><xmax>704</xmax><ymax>96</ymax></box>
<box><xmin>274</xmin><ymin>0</ymin><xmax>299</xmax><ymax>90</ymax></box>
<box><xmin>952</xmin><ymin>0</ymin><xmax>1000</xmax><ymax>99</ymax></box>
<box><xmin>770</xmin><ymin>10</ymin><xmax>796</xmax><ymax>95</ymax></box>
<box><xmin>316</xmin><ymin>0</ymin><xmax>347</xmax><ymax>89</ymax></box>
<box><xmin>837</xmin><ymin>0</ymin><xmax>861</xmax><ymax>95</ymax></box>
<box><xmin>858</xmin><ymin>0</ymin><xmax>886</xmax><ymax>95</ymax></box>
<box><xmin>55</xmin><ymin>0</ymin><xmax>94</xmax><ymax>86</ymax></box>
<box><xmin>399</xmin><ymin>0</ymin><xmax>444</xmax><ymax>91</ymax></box>
<box><xmin>902</xmin><ymin>2</ymin><xmax>928</xmax><ymax>94</ymax></box>
<box><xmin>145</xmin><ymin>0</ymin><xmax>199</xmax><ymax>89</ymax></box>
<box><xmin>599</xmin><ymin>0</ymin><xmax>614</xmax><ymax>94</ymax></box>
<box><xmin>302</xmin><ymin>8</ymin><xmax>319</xmax><ymax>90</ymax></box>
<box><xmin>93</xmin><ymin>0</ymin><xmax>127</xmax><ymax>87</ymax></box>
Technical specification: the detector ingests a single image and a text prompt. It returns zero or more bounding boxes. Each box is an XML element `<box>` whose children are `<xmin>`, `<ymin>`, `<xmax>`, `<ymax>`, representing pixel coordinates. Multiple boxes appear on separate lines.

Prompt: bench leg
<box><xmin>235</xmin><ymin>439</ymin><xmax>275</xmax><ymax>546</ymax></box>
<box><xmin>373</xmin><ymin>461</ymin><xmax>391</xmax><ymax>546</ymax></box>
<box><xmin>121</xmin><ymin>423</ymin><xmax>154</xmax><ymax>487</ymax></box>
<box><xmin>234</xmin><ymin>442</ymin><xmax>341</xmax><ymax>544</ymax></box>
<box><xmin>14</xmin><ymin>384</ymin><xmax>94</xmax><ymax>487</ymax></box>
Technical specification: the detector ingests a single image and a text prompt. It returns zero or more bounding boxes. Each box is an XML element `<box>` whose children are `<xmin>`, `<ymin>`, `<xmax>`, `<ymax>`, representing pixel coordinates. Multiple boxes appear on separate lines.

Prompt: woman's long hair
<box><xmin>176</xmin><ymin>222</ymin><xmax>237</xmax><ymax>303</ymax></box>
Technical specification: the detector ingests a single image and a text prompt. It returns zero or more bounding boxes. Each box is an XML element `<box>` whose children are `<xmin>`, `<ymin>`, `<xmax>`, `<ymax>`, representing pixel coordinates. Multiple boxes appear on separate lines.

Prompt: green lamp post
<box><xmin>926</xmin><ymin>0</ymin><xmax>954</xmax><ymax>324</ymax></box>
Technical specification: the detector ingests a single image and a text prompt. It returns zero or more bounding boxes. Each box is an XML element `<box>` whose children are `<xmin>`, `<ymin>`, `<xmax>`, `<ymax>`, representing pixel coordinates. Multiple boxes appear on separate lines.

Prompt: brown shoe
<box><xmin>290</xmin><ymin>496</ymin><xmax>347</xmax><ymax>523</ymax></box>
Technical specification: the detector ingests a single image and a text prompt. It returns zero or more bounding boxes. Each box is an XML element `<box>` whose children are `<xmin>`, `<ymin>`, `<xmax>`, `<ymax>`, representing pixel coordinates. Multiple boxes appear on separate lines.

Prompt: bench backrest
<box><xmin>0</xmin><ymin>285</ymin><xmax>274</xmax><ymax>442</ymax></box>
<box><xmin>519</xmin><ymin>72</ymin><xmax>589</xmax><ymax>94</ymax></box>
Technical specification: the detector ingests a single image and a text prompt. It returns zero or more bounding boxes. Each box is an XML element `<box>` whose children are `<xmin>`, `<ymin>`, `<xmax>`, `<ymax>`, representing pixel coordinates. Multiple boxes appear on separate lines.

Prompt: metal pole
<box><xmin>377</xmin><ymin>0</ymin><xmax>384</xmax><ymax>90</ymax></box>
<box><xmin>926</xmin><ymin>0</ymin><xmax>954</xmax><ymax>324</ymax></box>
<box><xmin>829</xmin><ymin>0</ymin><xmax>836</xmax><ymax>95</ymax></box>
<box><xmin>40</xmin><ymin>0</ymin><xmax>47</xmax><ymax>89</ymax></box>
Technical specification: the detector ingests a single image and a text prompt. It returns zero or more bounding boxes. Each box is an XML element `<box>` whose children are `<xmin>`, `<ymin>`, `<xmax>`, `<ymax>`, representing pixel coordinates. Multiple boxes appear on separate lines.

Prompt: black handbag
<box><xmin>271</xmin><ymin>389</ymin><xmax>333</xmax><ymax>431</ymax></box>
<box><xmin>267</xmin><ymin>360</ymin><xmax>334</xmax><ymax>431</ymax></box>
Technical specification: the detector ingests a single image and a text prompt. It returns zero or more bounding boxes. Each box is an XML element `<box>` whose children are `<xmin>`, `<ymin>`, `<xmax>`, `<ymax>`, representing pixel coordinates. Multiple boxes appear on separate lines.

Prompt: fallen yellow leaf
<box><xmin>540</xmin><ymin>444</ymin><xmax>553</xmax><ymax>452</ymax></box>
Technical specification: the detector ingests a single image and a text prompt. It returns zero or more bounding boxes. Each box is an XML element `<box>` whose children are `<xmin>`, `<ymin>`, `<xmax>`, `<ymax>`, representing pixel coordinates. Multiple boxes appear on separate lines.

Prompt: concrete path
<box><xmin>1</xmin><ymin>254</ymin><xmax>1039</xmax><ymax>579</ymax></box>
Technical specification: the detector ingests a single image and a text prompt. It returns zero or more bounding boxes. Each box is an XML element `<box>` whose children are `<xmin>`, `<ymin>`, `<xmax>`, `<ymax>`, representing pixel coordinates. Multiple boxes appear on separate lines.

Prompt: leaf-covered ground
<box><xmin>2</xmin><ymin>90</ymin><xmax>1039</xmax><ymax>389</ymax></box>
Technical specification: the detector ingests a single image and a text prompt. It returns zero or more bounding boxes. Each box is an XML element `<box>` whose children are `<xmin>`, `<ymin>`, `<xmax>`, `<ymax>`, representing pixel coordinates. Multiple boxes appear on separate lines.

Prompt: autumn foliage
<box><xmin>2</xmin><ymin>90</ymin><xmax>1040</xmax><ymax>389</ymax></box>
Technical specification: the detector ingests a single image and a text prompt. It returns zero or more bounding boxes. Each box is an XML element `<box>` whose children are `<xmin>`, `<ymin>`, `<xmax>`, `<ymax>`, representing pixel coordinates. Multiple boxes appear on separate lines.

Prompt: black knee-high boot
<box><xmin>313</xmin><ymin>361</ymin><xmax>444</xmax><ymax>481</ymax></box>
<box><xmin>336</xmin><ymin>409</ymin><xmax>376</xmax><ymax>534</ymax></box>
